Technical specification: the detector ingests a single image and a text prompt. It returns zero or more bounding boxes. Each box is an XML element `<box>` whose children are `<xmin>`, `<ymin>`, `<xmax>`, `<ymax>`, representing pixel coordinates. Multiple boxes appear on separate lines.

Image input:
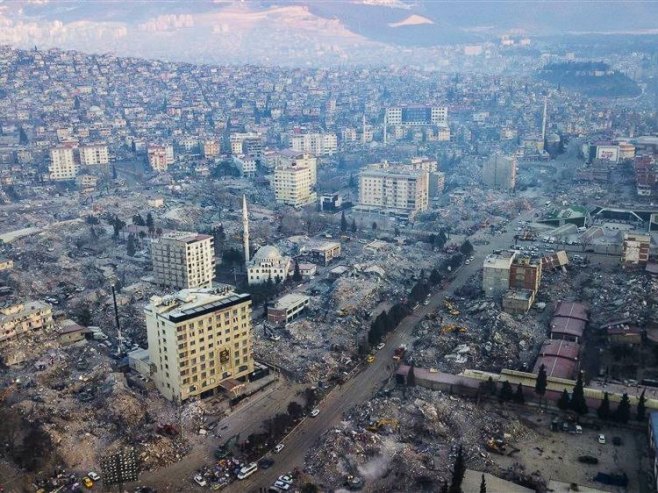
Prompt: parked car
<box><xmin>82</xmin><ymin>477</ymin><xmax>94</xmax><ymax>489</ymax></box>
<box><xmin>376</xmin><ymin>342</ymin><xmax>385</xmax><ymax>350</ymax></box>
<box><xmin>194</xmin><ymin>475</ymin><xmax>207</xmax><ymax>487</ymax></box>
<box><xmin>274</xmin><ymin>443</ymin><xmax>285</xmax><ymax>453</ymax></box>
<box><xmin>258</xmin><ymin>458</ymin><xmax>275</xmax><ymax>469</ymax></box>
<box><xmin>88</xmin><ymin>472</ymin><xmax>101</xmax><ymax>481</ymax></box>
<box><xmin>310</xmin><ymin>408</ymin><xmax>320</xmax><ymax>417</ymax></box>
<box><xmin>598</xmin><ymin>434</ymin><xmax>606</xmax><ymax>444</ymax></box>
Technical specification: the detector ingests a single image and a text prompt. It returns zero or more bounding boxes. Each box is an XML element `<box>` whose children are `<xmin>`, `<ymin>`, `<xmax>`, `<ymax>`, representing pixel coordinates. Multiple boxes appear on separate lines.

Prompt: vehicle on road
<box><xmin>392</xmin><ymin>345</ymin><xmax>407</xmax><ymax>362</ymax></box>
<box><xmin>258</xmin><ymin>458</ymin><xmax>275</xmax><ymax>469</ymax></box>
<box><xmin>278</xmin><ymin>475</ymin><xmax>293</xmax><ymax>485</ymax></box>
<box><xmin>310</xmin><ymin>408</ymin><xmax>320</xmax><ymax>417</ymax></box>
<box><xmin>237</xmin><ymin>462</ymin><xmax>258</xmax><ymax>480</ymax></box>
<box><xmin>82</xmin><ymin>477</ymin><xmax>94</xmax><ymax>489</ymax></box>
<box><xmin>274</xmin><ymin>443</ymin><xmax>285</xmax><ymax>453</ymax></box>
<box><xmin>88</xmin><ymin>472</ymin><xmax>101</xmax><ymax>481</ymax></box>
<box><xmin>376</xmin><ymin>342</ymin><xmax>385</xmax><ymax>350</ymax></box>
<box><xmin>273</xmin><ymin>480</ymin><xmax>291</xmax><ymax>491</ymax></box>
<box><xmin>193</xmin><ymin>475</ymin><xmax>207</xmax><ymax>487</ymax></box>
<box><xmin>598</xmin><ymin>434</ymin><xmax>606</xmax><ymax>444</ymax></box>
<box><xmin>366</xmin><ymin>354</ymin><xmax>375</xmax><ymax>363</ymax></box>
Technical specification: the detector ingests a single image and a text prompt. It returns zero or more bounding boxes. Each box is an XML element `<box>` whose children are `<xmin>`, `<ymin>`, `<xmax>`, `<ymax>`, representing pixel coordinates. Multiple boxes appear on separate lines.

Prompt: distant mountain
<box><xmin>0</xmin><ymin>0</ymin><xmax>657</xmax><ymax>64</ymax></box>
<box><xmin>537</xmin><ymin>61</ymin><xmax>642</xmax><ymax>98</ymax></box>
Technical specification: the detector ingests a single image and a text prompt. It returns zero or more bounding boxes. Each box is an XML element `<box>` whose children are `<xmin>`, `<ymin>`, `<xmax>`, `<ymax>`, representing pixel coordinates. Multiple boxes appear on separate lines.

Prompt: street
<box><xmin>230</xmin><ymin>207</ymin><xmax>538</xmax><ymax>492</ymax></box>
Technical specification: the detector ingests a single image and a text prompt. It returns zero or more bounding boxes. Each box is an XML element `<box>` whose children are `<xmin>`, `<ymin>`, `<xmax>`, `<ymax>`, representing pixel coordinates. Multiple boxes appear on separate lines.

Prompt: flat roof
<box><xmin>149</xmin><ymin>287</ymin><xmax>250</xmax><ymax>324</ymax></box>
<box><xmin>484</xmin><ymin>251</ymin><xmax>516</xmax><ymax>269</ymax></box>
<box><xmin>273</xmin><ymin>293</ymin><xmax>309</xmax><ymax>310</ymax></box>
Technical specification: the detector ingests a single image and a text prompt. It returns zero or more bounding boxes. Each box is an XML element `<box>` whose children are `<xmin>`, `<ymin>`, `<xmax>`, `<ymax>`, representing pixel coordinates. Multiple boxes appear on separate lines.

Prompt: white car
<box><xmin>88</xmin><ymin>472</ymin><xmax>101</xmax><ymax>482</ymax></box>
<box><xmin>194</xmin><ymin>475</ymin><xmax>207</xmax><ymax>487</ymax></box>
<box><xmin>278</xmin><ymin>475</ymin><xmax>293</xmax><ymax>485</ymax></box>
<box><xmin>465</xmin><ymin>260</ymin><xmax>470</xmax><ymax>265</ymax></box>
<box><xmin>274</xmin><ymin>443</ymin><xmax>285</xmax><ymax>453</ymax></box>
<box><xmin>310</xmin><ymin>408</ymin><xmax>320</xmax><ymax>417</ymax></box>
<box><xmin>376</xmin><ymin>342</ymin><xmax>385</xmax><ymax>350</ymax></box>
<box><xmin>598</xmin><ymin>434</ymin><xmax>606</xmax><ymax>444</ymax></box>
<box><xmin>273</xmin><ymin>480</ymin><xmax>291</xmax><ymax>491</ymax></box>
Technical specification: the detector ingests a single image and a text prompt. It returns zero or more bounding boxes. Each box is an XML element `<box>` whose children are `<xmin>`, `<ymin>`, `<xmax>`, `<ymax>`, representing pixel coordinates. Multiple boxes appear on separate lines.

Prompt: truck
<box><xmin>392</xmin><ymin>345</ymin><xmax>407</xmax><ymax>362</ymax></box>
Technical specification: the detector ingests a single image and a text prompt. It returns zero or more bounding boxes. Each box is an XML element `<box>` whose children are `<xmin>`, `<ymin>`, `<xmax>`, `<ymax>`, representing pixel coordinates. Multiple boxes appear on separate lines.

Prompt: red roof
<box><xmin>533</xmin><ymin>355</ymin><xmax>578</xmax><ymax>380</ymax></box>
<box><xmin>537</xmin><ymin>339</ymin><xmax>580</xmax><ymax>361</ymax></box>
<box><xmin>554</xmin><ymin>301</ymin><xmax>589</xmax><ymax>321</ymax></box>
<box><xmin>550</xmin><ymin>316</ymin><xmax>586</xmax><ymax>338</ymax></box>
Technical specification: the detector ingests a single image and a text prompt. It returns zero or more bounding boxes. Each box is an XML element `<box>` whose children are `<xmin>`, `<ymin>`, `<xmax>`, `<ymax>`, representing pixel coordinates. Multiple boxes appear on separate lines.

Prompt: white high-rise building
<box><xmin>145</xmin><ymin>286</ymin><xmax>254</xmax><ymax>402</ymax></box>
<box><xmin>274</xmin><ymin>161</ymin><xmax>317</xmax><ymax>208</ymax></box>
<box><xmin>357</xmin><ymin>162</ymin><xmax>429</xmax><ymax>218</ymax></box>
<box><xmin>290</xmin><ymin>133</ymin><xmax>337</xmax><ymax>156</ymax></box>
<box><xmin>79</xmin><ymin>144</ymin><xmax>109</xmax><ymax>165</ymax></box>
<box><xmin>49</xmin><ymin>146</ymin><xmax>78</xmax><ymax>181</ymax></box>
<box><xmin>151</xmin><ymin>232</ymin><xmax>215</xmax><ymax>290</ymax></box>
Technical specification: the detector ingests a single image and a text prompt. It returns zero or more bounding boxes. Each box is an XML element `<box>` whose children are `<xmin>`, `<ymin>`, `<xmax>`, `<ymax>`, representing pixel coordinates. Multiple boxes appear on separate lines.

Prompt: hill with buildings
<box><xmin>537</xmin><ymin>62</ymin><xmax>642</xmax><ymax>98</ymax></box>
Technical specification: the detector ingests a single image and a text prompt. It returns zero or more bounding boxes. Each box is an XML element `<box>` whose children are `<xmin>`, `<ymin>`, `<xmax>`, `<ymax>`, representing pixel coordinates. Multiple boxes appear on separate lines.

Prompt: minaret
<box><xmin>242</xmin><ymin>194</ymin><xmax>250</xmax><ymax>265</ymax></box>
<box><xmin>362</xmin><ymin>114</ymin><xmax>366</xmax><ymax>145</ymax></box>
<box><xmin>383</xmin><ymin>112</ymin><xmax>388</xmax><ymax>146</ymax></box>
<box><xmin>541</xmin><ymin>97</ymin><xmax>548</xmax><ymax>143</ymax></box>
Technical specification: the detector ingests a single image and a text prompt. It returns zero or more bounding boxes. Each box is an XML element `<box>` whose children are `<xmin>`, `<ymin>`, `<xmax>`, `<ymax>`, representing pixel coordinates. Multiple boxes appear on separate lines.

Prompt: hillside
<box><xmin>537</xmin><ymin>62</ymin><xmax>641</xmax><ymax>98</ymax></box>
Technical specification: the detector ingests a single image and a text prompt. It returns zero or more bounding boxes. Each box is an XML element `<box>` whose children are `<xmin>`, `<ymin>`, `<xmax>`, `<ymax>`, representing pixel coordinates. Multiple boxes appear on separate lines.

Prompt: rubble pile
<box><xmin>306</xmin><ymin>386</ymin><xmax>537</xmax><ymax>491</ymax></box>
<box><xmin>582</xmin><ymin>272</ymin><xmax>652</xmax><ymax>327</ymax></box>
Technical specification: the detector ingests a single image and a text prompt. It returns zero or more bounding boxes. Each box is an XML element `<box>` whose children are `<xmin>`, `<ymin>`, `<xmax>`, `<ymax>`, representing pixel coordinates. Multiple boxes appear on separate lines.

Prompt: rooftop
<box><xmin>483</xmin><ymin>251</ymin><xmax>516</xmax><ymax>269</ymax></box>
<box><xmin>272</xmin><ymin>293</ymin><xmax>310</xmax><ymax>310</ymax></box>
<box><xmin>147</xmin><ymin>286</ymin><xmax>250</xmax><ymax>323</ymax></box>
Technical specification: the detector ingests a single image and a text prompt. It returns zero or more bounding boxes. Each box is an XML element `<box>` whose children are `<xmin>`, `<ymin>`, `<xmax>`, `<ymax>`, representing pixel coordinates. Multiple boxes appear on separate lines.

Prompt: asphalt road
<box><xmin>231</xmin><ymin>208</ymin><xmax>539</xmax><ymax>493</ymax></box>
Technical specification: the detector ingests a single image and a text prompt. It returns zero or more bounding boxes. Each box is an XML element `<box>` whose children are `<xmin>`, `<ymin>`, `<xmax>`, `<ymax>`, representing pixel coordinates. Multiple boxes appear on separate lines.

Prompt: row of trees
<box><xmin>367</xmin><ymin>303</ymin><xmax>412</xmax><ymax>346</ymax></box>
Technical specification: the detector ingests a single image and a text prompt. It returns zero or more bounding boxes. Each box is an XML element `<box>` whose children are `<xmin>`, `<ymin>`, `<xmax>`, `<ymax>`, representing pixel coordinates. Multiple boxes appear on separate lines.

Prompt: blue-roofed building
<box><xmin>649</xmin><ymin>412</ymin><xmax>658</xmax><ymax>491</ymax></box>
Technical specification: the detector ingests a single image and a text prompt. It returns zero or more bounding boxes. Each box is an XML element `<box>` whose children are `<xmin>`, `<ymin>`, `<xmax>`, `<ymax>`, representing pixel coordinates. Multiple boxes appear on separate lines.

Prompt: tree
<box><xmin>499</xmin><ymin>381</ymin><xmax>513</xmax><ymax>402</ymax></box>
<box><xmin>18</xmin><ymin>126</ymin><xmax>28</xmax><ymax>145</ymax></box>
<box><xmin>614</xmin><ymin>393</ymin><xmax>631</xmax><ymax>424</ymax></box>
<box><xmin>304</xmin><ymin>387</ymin><xmax>317</xmax><ymax>412</ymax></box>
<box><xmin>407</xmin><ymin>365</ymin><xmax>416</xmax><ymax>387</ymax></box>
<box><xmin>292</xmin><ymin>262</ymin><xmax>302</xmax><ymax>282</ymax></box>
<box><xmin>637</xmin><ymin>390</ymin><xmax>647</xmax><ymax>421</ymax></box>
<box><xmin>340</xmin><ymin>211</ymin><xmax>347</xmax><ymax>232</ymax></box>
<box><xmin>513</xmin><ymin>383</ymin><xmax>525</xmax><ymax>404</ymax></box>
<box><xmin>598</xmin><ymin>392</ymin><xmax>611</xmax><ymax>420</ymax></box>
<box><xmin>394</xmin><ymin>227</ymin><xmax>400</xmax><ymax>237</ymax></box>
<box><xmin>351</xmin><ymin>219</ymin><xmax>357</xmax><ymax>233</ymax></box>
<box><xmin>441</xmin><ymin>481</ymin><xmax>449</xmax><ymax>493</ymax></box>
<box><xmin>301</xmin><ymin>484</ymin><xmax>319</xmax><ymax>493</ymax></box>
<box><xmin>287</xmin><ymin>401</ymin><xmax>303</xmax><ymax>419</ymax></box>
<box><xmin>112</xmin><ymin>216</ymin><xmax>125</xmax><ymax>239</ymax></box>
<box><xmin>75</xmin><ymin>304</ymin><xmax>93</xmax><ymax>327</ymax></box>
<box><xmin>146</xmin><ymin>212</ymin><xmax>155</xmax><ymax>234</ymax></box>
<box><xmin>480</xmin><ymin>474</ymin><xmax>487</xmax><ymax>493</ymax></box>
<box><xmin>112</xmin><ymin>164</ymin><xmax>118</xmax><ymax>180</ymax></box>
<box><xmin>449</xmin><ymin>446</ymin><xmax>466</xmax><ymax>493</ymax></box>
<box><xmin>132</xmin><ymin>214</ymin><xmax>145</xmax><ymax>226</ymax></box>
<box><xmin>485</xmin><ymin>376</ymin><xmax>497</xmax><ymax>396</ymax></box>
<box><xmin>372</xmin><ymin>221</ymin><xmax>378</xmax><ymax>231</ymax></box>
<box><xmin>459</xmin><ymin>239</ymin><xmax>474</xmax><ymax>257</ymax></box>
<box><xmin>570</xmin><ymin>372</ymin><xmax>588</xmax><ymax>415</ymax></box>
<box><xmin>557</xmin><ymin>389</ymin><xmax>570</xmax><ymax>411</ymax></box>
<box><xmin>127</xmin><ymin>234</ymin><xmax>137</xmax><ymax>257</ymax></box>
<box><xmin>535</xmin><ymin>364</ymin><xmax>547</xmax><ymax>403</ymax></box>
<box><xmin>430</xmin><ymin>268</ymin><xmax>443</xmax><ymax>286</ymax></box>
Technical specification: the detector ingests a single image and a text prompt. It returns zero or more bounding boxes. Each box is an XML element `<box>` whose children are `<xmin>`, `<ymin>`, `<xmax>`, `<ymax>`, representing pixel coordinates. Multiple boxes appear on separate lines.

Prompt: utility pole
<box><xmin>111</xmin><ymin>284</ymin><xmax>122</xmax><ymax>351</ymax></box>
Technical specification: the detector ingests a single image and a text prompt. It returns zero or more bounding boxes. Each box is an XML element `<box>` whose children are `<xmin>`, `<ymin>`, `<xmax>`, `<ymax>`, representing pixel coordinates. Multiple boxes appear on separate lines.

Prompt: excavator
<box><xmin>443</xmin><ymin>299</ymin><xmax>460</xmax><ymax>317</ymax></box>
<box><xmin>440</xmin><ymin>324</ymin><xmax>467</xmax><ymax>335</ymax></box>
<box><xmin>366</xmin><ymin>418</ymin><xmax>399</xmax><ymax>433</ymax></box>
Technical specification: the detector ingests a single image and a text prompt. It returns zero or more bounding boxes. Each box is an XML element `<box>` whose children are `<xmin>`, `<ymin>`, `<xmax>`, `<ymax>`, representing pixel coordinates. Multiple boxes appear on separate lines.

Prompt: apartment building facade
<box><xmin>145</xmin><ymin>286</ymin><xmax>254</xmax><ymax>402</ymax></box>
<box><xmin>273</xmin><ymin>162</ymin><xmax>317</xmax><ymax>207</ymax></box>
<box><xmin>79</xmin><ymin>144</ymin><xmax>109</xmax><ymax>165</ymax></box>
<box><xmin>49</xmin><ymin>146</ymin><xmax>78</xmax><ymax>180</ymax></box>
<box><xmin>151</xmin><ymin>232</ymin><xmax>215</xmax><ymax>290</ymax></box>
<box><xmin>0</xmin><ymin>301</ymin><xmax>54</xmax><ymax>344</ymax></box>
<box><xmin>357</xmin><ymin>163</ymin><xmax>429</xmax><ymax>218</ymax></box>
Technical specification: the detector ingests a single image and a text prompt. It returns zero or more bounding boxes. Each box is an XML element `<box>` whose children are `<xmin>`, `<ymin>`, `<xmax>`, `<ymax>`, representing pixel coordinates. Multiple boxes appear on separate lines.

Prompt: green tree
<box><xmin>485</xmin><ymin>376</ymin><xmax>497</xmax><ymax>396</ymax></box>
<box><xmin>557</xmin><ymin>389</ymin><xmax>570</xmax><ymax>411</ymax></box>
<box><xmin>132</xmin><ymin>214</ymin><xmax>145</xmax><ymax>226</ymax></box>
<box><xmin>394</xmin><ymin>227</ymin><xmax>400</xmax><ymax>237</ymax></box>
<box><xmin>499</xmin><ymin>381</ymin><xmax>513</xmax><ymax>402</ymax></box>
<box><xmin>75</xmin><ymin>304</ymin><xmax>93</xmax><ymax>327</ymax></box>
<box><xmin>570</xmin><ymin>372</ymin><xmax>588</xmax><ymax>415</ymax></box>
<box><xmin>18</xmin><ymin>126</ymin><xmax>28</xmax><ymax>145</ymax></box>
<box><xmin>513</xmin><ymin>383</ymin><xmax>525</xmax><ymax>404</ymax></box>
<box><xmin>614</xmin><ymin>393</ymin><xmax>631</xmax><ymax>424</ymax></box>
<box><xmin>292</xmin><ymin>262</ymin><xmax>302</xmax><ymax>282</ymax></box>
<box><xmin>449</xmin><ymin>446</ymin><xmax>466</xmax><ymax>493</ymax></box>
<box><xmin>441</xmin><ymin>481</ymin><xmax>449</xmax><ymax>493</ymax></box>
<box><xmin>127</xmin><ymin>234</ymin><xmax>137</xmax><ymax>256</ymax></box>
<box><xmin>430</xmin><ymin>268</ymin><xmax>443</xmax><ymax>286</ymax></box>
<box><xmin>112</xmin><ymin>165</ymin><xmax>118</xmax><ymax>180</ymax></box>
<box><xmin>597</xmin><ymin>392</ymin><xmax>611</xmax><ymax>420</ymax></box>
<box><xmin>372</xmin><ymin>221</ymin><xmax>378</xmax><ymax>231</ymax></box>
<box><xmin>351</xmin><ymin>219</ymin><xmax>357</xmax><ymax>233</ymax></box>
<box><xmin>535</xmin><ymin>364</ymin><xmax>547</xmax><ymax>403</ymax></box>
<box><xmin>637</xmin><ymin>390</ymin><xmax>647</xmax><ymax>421</ymax></box>
<box><xmin>459</xmin><ymin>239</ymin><xmax>474</xmax><ymax>256</ymax></box>
<box><xmin>340</xmin><ymin>211</ymin><xmax>347</xmax><ymax>232</ymax></box>
<box><xmin>287</xmin><ymin>401</ymin><xmax>303</xmax><ymax>419</ymax></box>
<box><xmin>146</xmin><ymin>212</ymin><xmax>155</xmax><ymax>234</ymax></box>
<box><xmin>407</xmin><ymin>365</ymin><xmax>416</xmax><ymax>387</ymax></box>
<box><xmin>301</xmin><ymin>484</ymin><xmax>319</xmax><ymax>493</ymax></box>
<box><xmin>480</xmin><ymin>474</ymin><xmax>487</xmax><ymax>493</ymax></box>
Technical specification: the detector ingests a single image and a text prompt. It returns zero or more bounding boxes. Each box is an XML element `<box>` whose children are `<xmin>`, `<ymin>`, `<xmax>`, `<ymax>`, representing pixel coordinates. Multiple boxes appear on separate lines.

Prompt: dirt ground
<box><xmin>493</xmin><ymin>411</ymin><xmax>649</xmax><ymax>493</ymax></box>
